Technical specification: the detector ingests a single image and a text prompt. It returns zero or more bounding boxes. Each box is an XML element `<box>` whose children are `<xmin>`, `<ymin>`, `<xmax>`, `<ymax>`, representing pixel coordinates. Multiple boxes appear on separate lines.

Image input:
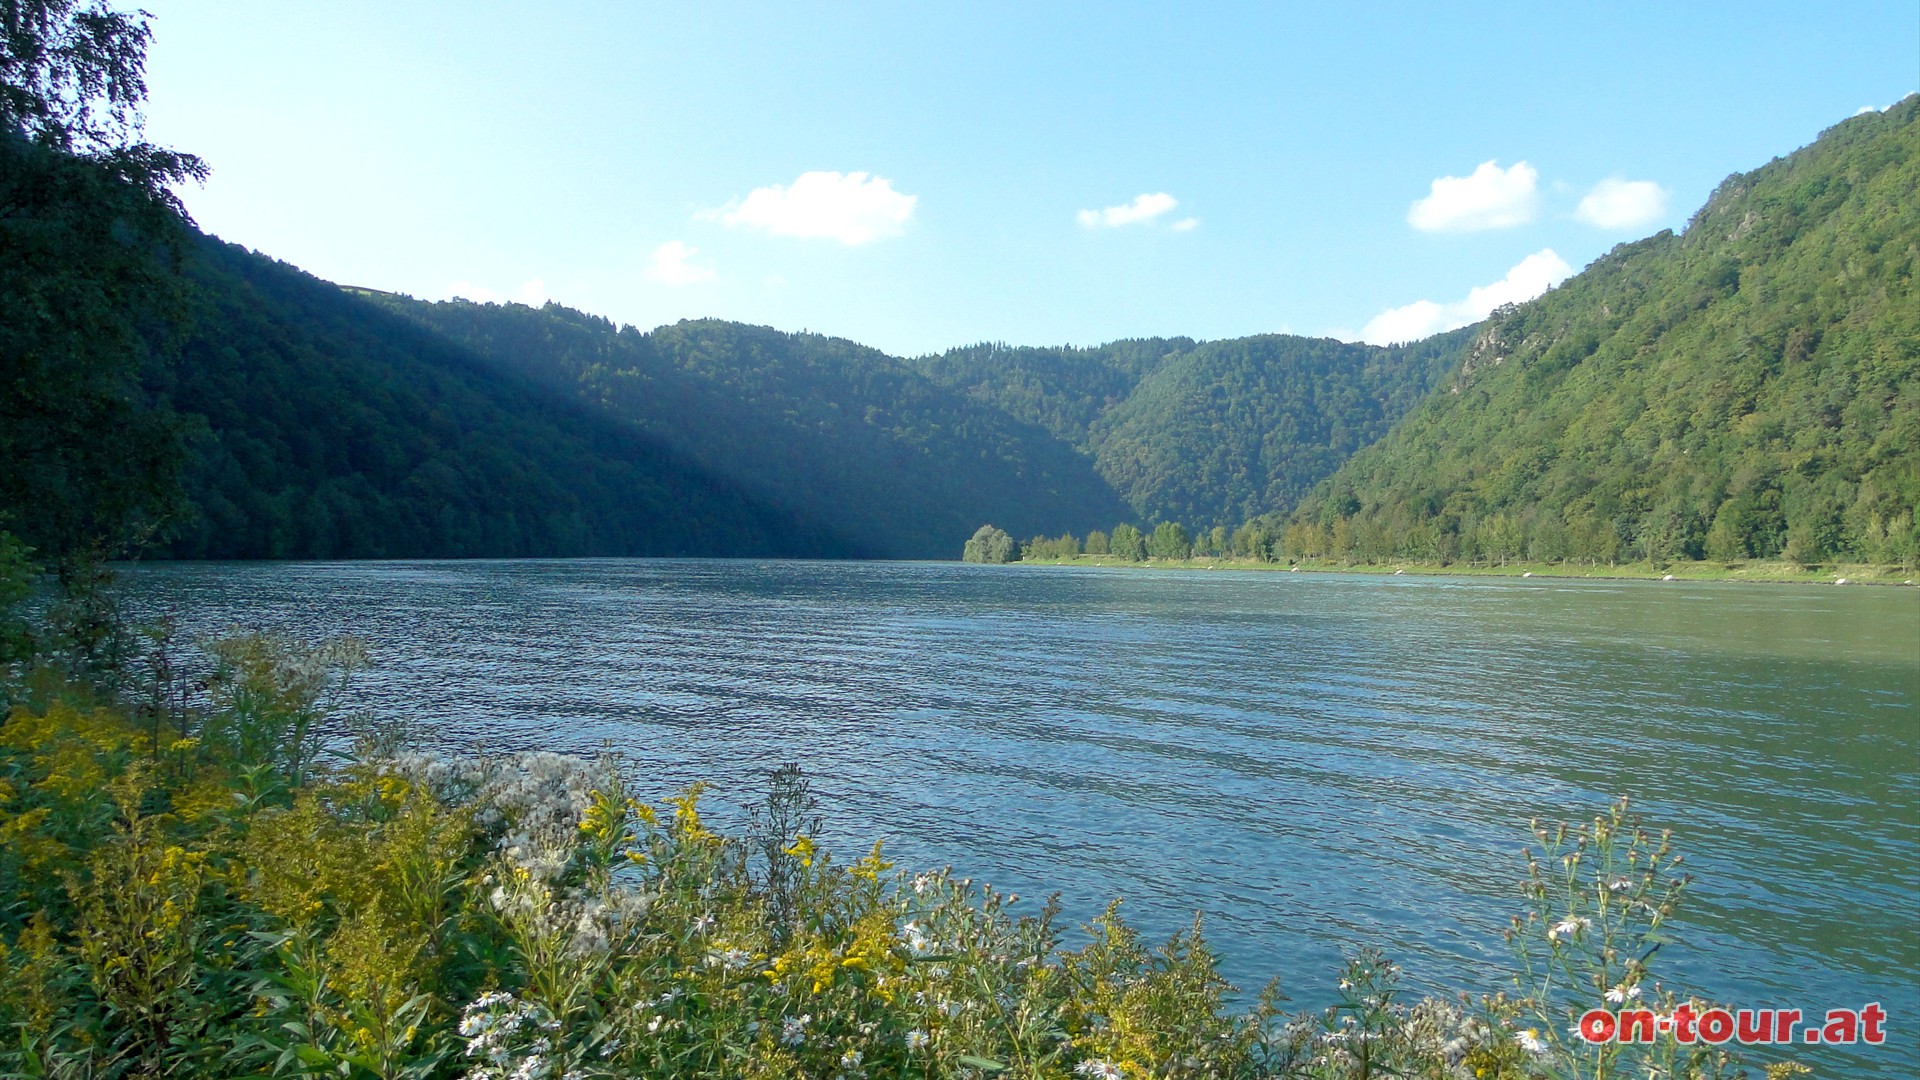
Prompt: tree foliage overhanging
<box><xmin>0</xmin><ymin>0</ymin><xmax>206</xmax><ymax>572</ymax></box>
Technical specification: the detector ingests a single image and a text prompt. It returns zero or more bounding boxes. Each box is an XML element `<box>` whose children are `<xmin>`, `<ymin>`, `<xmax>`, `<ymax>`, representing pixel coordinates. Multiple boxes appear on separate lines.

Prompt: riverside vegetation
<box><xmin>962</xmin><ymin>519</ymin><xmax>1917</xmax><ymax>584</ymax></box>
<box><xmin>0</xmin><ymin>557</ymin><xmax>1798</xmax><ymax>1080</ymax></box>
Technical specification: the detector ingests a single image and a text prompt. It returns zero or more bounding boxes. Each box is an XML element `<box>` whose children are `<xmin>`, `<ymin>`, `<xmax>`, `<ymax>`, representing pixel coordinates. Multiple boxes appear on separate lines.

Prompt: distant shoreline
<box><xmin>1015</xmin><ymin>554</ymin><xmax>1920</xmax><ymax>586</ymax></box>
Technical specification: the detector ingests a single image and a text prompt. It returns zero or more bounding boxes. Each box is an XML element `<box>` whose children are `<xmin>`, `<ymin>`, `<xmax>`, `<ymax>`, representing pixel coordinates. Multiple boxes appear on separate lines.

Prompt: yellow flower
<box><xmin>669</xmin><ymin>784</ymin><xmax>717</xmax><ymax>842</ymax></box>
<box><xmin>784</xmin><ymin>835</ymin><xmax>816</xmax><ymax>868</ymax></box>
<box><xmin>850</xmin><ymin>840</ymin><xmax>892</xmax><ymax>882</ymax></box>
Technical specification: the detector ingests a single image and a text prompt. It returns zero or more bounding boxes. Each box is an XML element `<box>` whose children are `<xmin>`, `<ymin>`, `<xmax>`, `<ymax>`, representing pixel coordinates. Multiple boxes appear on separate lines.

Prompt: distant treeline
<box><xmin>967</xmin><ymin>502</ymin><xmax>1920</xmax><ymax>569</ymax></box>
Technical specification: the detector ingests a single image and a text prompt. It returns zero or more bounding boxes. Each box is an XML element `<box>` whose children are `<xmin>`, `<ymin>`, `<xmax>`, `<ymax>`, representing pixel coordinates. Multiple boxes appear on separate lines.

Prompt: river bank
<box><xmin>1016</xmin><ymin>553</ymin><xmax>1920</xmax><ymax>585</ymax></box>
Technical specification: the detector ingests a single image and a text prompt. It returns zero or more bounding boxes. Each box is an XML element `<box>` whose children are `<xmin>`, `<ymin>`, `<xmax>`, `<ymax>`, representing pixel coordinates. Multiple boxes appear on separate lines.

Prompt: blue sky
<box><xmin>140</xmin><ymin>2</ymin><xmax>1917</xmax><ymax>356</ymax></box>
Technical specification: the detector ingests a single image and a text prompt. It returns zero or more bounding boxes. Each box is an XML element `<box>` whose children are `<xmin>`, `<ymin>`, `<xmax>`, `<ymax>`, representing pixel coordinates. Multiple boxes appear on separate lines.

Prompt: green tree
<box><xmin>1477</xmin><ymin>513</ymin><xmax>1524</xmax><ymax>566</ymax></box>
<box><xmin>961</xmin><ymin>524</ymin><xmax>1016</xmax><ymax>563</ymax></box>
<box><xmin>1110</xmin><ymin>523</ymin><xmax>1146</xmax><ymax>561</ymax></box>
<box><xmin>1330</xmin><ymin>517</ymin><xmax>1355</xmax><ymax>562</ymax></box>
<box><xmin>1146</xmin><ymin>521</ymin><xmax>1191</xmax><ymax>560</ymax></box>
<box><xmin>1</xmin><ymin>0</ymin><xmax>207</xmax><ymax>575</ymax></box>
<box><xmin>1527</xmin><ymin>512</ymin><xmax>1569</xmax><ymax>563</ymax></box>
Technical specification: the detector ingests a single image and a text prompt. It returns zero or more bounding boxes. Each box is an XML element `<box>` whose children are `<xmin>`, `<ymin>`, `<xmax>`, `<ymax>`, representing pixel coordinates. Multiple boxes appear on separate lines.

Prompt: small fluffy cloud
<box><xmin>1573</xmin><ymin>178</ymin><xmax>1669</xmax><ymax>230</ymax></box>
<box><xmin>1407</xmin><ymin>160</ymin><xmax>1539</xmax><ymax>232</ymax></box>
<box><xmin>1171</xmin><ymin>217</ymin><xmax>1199</xmax><ymax>232</ymax></box>
<box><xmin>447</xmin><ymin>278</ymin><xmax>547</xmax><ymax>305</ymax></box>
<box><xmin>645</xmin><ymin>240</ymin><xmax>715</xmax><ymax>285</ymax></box>
<box><xmin>717</xmin><ymin>170</ymin><xmax>915</xmax><ymax>245</ymax></box>
<box><xmin>1359</xmin><ymin>248</ymin><xmax>1572</xmax><ymax>345</ymax></box>
<box><xmin>1078</xmin><ymin>192</ymin><xmax>1178</xmax><ymax>229</ymax></box>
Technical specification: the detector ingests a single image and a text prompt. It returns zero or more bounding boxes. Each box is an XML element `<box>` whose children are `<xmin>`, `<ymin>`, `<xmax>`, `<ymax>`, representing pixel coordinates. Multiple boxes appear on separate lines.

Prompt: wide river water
<box><xmin>125</xmin><ymin>559</ymin><xmax>1918</xmax><ymax>1074</ymax></box>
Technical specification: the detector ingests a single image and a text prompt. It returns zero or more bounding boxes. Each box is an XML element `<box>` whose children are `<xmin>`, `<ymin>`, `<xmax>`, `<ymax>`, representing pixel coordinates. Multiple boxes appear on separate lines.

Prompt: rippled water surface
<box><xmin>126</xmin><ymin>559</ymin><xmax>1919</xmax><ymax>1073</ymax></box>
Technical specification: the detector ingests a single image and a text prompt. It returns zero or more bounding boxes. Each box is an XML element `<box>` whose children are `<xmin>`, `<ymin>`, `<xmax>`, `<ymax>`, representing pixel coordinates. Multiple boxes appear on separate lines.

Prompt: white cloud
<box><xmin>1573</xmin><ymin>178</ymin><xmax>1669</xmax><ymax>229</ymax></box>
<box><xmin>645</xmin><ymin>240</ymin><xmax>715</xmax><ymax>285</ymax></box>
<box><xmin>1407</xmin><ymin>160</ymin><xmax>1540</xmax><ymax>232</ymax></box>
<box><xmin>447</xmin><ymin>278</ymin><xmax>547</xmax><ymax>305</ymax></box>
<box><xmin>1358</xmin><ymin>248</ymin><xmax>1573</xmax><ymax>345</ymax></box>
<box><xmin>1077</xmin><ymin>192</ymin><xmax>1178</xmax><ymax>229</ymax></box>
<box><xmin>716</xmin><ymin>170</ymin><xmax>915</xmax><ymax>245</ymax></box>
<box><xmin>1170</xmin><ymin>216</ymin><xmax>1199</xmax><ymax>232</ymax></box>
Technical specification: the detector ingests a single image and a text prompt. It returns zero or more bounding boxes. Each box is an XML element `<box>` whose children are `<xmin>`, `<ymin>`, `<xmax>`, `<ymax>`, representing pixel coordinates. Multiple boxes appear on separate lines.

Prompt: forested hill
<box><xmin>369</xmin><ymin>301</ymin><xmax>1133</xmax><ymax>559</ymax></box>
<box><xmin>918</xmin><ymin>332</ymin><xmax>1473</xmax><ymax>528</ymax></box>
<box><xmin>151</xmin><ymin>240</ymin><xmax>844</xmax><ymax>560</ymax></box>
<box><xmin>1291</xmin><ymin>97</ymin><xmax>1920</xmax><ymax>566</ymax></box>
<box><xmin>917</xmin><ymin>338</ymin><xmax>1196</xmax><ymax>449</ymax></box>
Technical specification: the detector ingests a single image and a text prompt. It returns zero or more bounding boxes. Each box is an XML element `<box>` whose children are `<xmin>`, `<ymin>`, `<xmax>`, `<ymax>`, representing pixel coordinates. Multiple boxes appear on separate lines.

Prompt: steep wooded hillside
<box><xmin>919</xmin><ymin>333</ymin><xmax>1472</xmax><ymax>529</ymax></box>
<box><xmin>373</xmin><ymin>302</ymin><xmax>1134</xmax><ymax>558</ymax></box>
<box><xmin>151</xmin><ymin>241</ymin><xmax>840</xmax><ymax>560</ymax></box>
<box><xmin>1292</xmin><ymin>97</ymin><xmax>1920</xmax><ymax>566</ymax></box>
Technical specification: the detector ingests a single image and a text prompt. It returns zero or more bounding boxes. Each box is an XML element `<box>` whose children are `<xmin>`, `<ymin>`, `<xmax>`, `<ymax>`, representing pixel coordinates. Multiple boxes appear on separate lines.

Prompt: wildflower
<box><xmin>1605</xmin><ymin>984</ymin><xmax>1643</xmax><ymax>1004</ymax></box>
<box><xmin>905</xmin><ymin>1029</ymin><xmax>930</xmax><ymax>1051</ymax></box>
<box><xmin>708</xmin><ymin>945</ymin><xmax>754</xmax><ymax>970</ymax></box>
<box><xmin>1548</xmin><ymin>916</ymin><xmax>1591</xmax><ymax>940</ymax></box>
<box><xmin>1514</xmin><ymin>1028</ymin><xmax>1549</xmax><ymax>1054</ymax></box>
<box><xmin>781</xmin><ymin>1014</ymin><xmax>811</xmax><ymax>1047</ymax></box>
<box><xmin>1076</xmin><ymin>1061</ymin><xmax>1126</xmax><ymax>1079</ymax></box>
<box><xmin>901</xmin><ymin>921</ymin><xmax>933</xmax><ymax>955</ymax></box>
